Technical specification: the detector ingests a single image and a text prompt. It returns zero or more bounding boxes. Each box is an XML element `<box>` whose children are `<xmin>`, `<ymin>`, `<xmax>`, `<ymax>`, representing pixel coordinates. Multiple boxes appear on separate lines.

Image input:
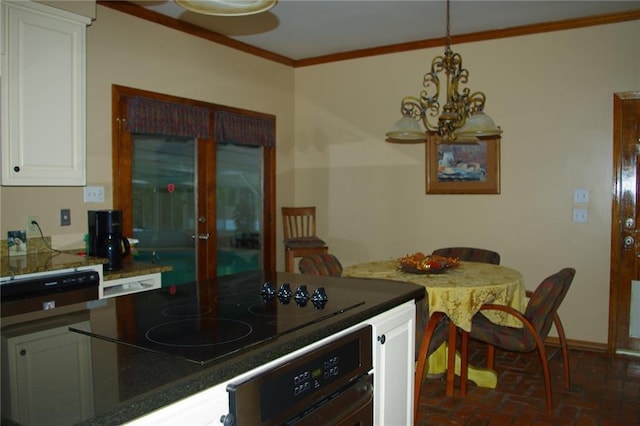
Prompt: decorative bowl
<box><xmin>397</xmin><ymin>252</ymin><xmax>459</xmax><ymax>274</ymax></box>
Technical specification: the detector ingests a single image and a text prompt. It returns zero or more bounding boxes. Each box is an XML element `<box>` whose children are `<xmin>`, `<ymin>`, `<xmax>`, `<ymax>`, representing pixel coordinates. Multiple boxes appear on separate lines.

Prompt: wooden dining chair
<box><xmin>414</xmin><ymin>311</ymin><xmax>450</xmax><ymax>420</ymax></box>
<box><xmin>466</xmin><ymin>267</ymin><xmax>576</xmax><ymax>413</ymax></box>
<box><xmin>431</xmin><ymin>247</ymin><xmax>501</xmax><ymax>265</ymax></box>
<box><xmin>282</xmin><ymin>206</ymin><xmax>328</xmax><ymax>272</ymax></box>
<box><xmin>298</xmin><ymin>253</ymin><xmax>343</xmax><ymax>277</ymax></box>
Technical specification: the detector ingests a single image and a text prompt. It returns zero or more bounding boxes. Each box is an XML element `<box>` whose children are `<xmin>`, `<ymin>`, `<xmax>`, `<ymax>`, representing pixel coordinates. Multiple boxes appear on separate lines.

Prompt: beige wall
<box><xmin>293</xmin><ymin>21</ymin><xmax>640</xmax><ymax>344</ymax></box>
<box><xmin>0</xmin><ymin>5</ymin><xmax>295</xmax><ymax>250</ymax></box>
<box><xmin>1</xmin><ymin>4</ymin><xmax>638</xmax><ymax>345</ymax></box>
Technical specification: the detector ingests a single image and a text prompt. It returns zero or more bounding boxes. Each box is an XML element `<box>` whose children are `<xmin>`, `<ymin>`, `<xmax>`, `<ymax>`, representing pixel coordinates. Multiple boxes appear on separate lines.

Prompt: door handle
<box><xmin>191</xmin><ymin>233</ymin><xmax>210</xmax><ymax>240</ymax></box>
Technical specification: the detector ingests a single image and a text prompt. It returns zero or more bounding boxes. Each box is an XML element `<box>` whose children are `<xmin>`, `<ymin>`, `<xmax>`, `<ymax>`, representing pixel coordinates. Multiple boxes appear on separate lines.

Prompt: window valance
<box><xmin>126</xmin><ymin>97</ymin><xmax>210</xmax><ymax>138</ymax></box>
<box><xmin>215</xmin><ymin>110</ymin><xmax>275</xmax><ymax>147</ymax></box>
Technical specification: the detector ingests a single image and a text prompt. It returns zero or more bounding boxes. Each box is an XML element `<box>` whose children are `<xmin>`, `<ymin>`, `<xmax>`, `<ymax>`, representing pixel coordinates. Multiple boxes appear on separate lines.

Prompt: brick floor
<box><xmin>415</xmin><ymin>340</ymin><xmax>640</xmax><ymax>425</ymax></box>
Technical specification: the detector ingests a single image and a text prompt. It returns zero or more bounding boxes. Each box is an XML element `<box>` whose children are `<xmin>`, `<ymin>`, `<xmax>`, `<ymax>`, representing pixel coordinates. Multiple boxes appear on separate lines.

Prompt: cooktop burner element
<box><xmin>70</xmin><ymin>271</ymin><xmax>366</xmax><ymax>364</ymax></box>
<box><xmin>146</xmin><ymin>318</ymin><xmax>253</xmax><ymax>347</ymax></box>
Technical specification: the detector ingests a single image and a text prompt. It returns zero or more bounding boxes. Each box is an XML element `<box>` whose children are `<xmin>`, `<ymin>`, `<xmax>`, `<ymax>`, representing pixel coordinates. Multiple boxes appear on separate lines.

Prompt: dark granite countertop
<box><xmin>102</xmin><ymin>261</ymin><xmax>172</xmax><ymax>281</ymax></box>
<box><xmin>0</xmin><ymin>251</ymin><xmax>171</xmax><ymax>281</ymax></box>
<box><xmin>2</xmin><ymin>271</ymin><xmax>424</xmax><ymax>425</ymax></box>
<box><xmin>0</xmin><ymin>252</ymin><xmax>107</xmax><ymax>278</ymax></box>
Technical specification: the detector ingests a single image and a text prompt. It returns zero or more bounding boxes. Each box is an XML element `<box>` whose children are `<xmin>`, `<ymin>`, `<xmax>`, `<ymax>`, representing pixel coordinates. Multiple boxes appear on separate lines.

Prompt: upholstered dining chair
<box><xmin>282</xmin><ymin>206</ymin><xmax>328</xmax><ymax>272</ymax></box>
<box><xmin>466</xmin><ymin>267</ymin><xmax>576</xmax><ymax>413</ymax></box>
<box><xmin>414</xmin><ymin>311</ymin><xmax>450</xmax><ymax>419</ymax></box>
<box><xmin>431</xmin><ymin>247</ymin><xmax>501</xmax><ymax>265</ymax></box>
<box><xmin>298</xmin><ymin>253</ymin><xmax>343</xmax><ymax>277</ymax></box>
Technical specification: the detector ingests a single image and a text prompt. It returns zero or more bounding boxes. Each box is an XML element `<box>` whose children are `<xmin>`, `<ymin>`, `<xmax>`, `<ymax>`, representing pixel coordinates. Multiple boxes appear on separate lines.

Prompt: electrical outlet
<box><xmin>60</xmin><ymin>209</ymin><xmax>71</xmax><ymax>226</ymax></box>
<box><xmin>573</xmin><ymin>208</ymin><xmax>588</xmax><ymax>223</ymax></box>
<box><xmin>27</xmin><ymin>215</ymin><xmax>39</xmax><ymax>235</ymax></box>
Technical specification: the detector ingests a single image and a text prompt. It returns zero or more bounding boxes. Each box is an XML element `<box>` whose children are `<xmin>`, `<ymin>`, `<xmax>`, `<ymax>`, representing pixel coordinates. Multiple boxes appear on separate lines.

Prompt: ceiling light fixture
<box><xmin>175</xmin><ymin>0</ymin><xmax>277</xmax><ymax>17</ymax></box>
<box><xmin>386</xmin><ymin>0</ymin><xmax>501</xmax><ymax>143</ymax></box>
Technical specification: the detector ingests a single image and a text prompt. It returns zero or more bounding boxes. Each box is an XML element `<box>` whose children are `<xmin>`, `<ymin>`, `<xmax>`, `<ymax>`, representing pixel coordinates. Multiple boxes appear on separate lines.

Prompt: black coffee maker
<box><xmin>88</xmin><ymin>210</ymin><xmax>131</xmax><ymax>271</ymax></box>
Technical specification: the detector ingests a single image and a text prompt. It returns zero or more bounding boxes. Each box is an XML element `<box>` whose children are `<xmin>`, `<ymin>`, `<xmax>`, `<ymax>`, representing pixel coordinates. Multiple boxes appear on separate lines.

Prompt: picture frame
<box><xmin>425</xmin><ymin>135</ymin><xmax>501</xmax><ymax>194</ymax></box>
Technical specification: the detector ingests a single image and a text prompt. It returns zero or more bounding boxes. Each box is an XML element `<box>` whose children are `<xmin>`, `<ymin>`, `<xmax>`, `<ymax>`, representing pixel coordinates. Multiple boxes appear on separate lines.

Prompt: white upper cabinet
<box><xmin>1</xmin><ymin>1</ymin><xmax>91</xmax><ymax>186</ymax></box>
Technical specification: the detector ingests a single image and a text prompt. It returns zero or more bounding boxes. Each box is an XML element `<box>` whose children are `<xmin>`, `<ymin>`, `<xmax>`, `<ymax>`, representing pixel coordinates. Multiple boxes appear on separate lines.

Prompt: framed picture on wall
<box><xmin>425</xmin><ymin>136</ymin><xmax>501</xmax><ymax>194</ymax></box>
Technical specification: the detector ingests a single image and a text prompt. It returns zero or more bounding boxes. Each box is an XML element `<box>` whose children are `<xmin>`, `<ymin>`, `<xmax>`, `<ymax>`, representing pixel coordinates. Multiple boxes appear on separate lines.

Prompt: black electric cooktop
<box><xmin>71</xmin><ymin>271</ymin><xmax>366</xmax><ymax>364</ymax></box>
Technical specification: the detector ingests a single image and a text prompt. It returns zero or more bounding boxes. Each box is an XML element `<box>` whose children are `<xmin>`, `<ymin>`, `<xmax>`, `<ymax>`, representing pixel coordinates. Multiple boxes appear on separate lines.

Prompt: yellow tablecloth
<box><xmin>343</xmin><ymin>260</ymin><xmax>526</xmax><ymax>332</ymax></box>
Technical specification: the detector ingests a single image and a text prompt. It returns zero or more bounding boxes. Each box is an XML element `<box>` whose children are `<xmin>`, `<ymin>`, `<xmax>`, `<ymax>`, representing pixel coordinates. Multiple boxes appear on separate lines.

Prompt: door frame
<box><xmin>608</xmin><ymin>90</ymin><xmax>640</xmax><ymax>353</ymax></box>
<box><xmin>111</xmin><ymin>85</ymin><xmax>276</xmax><ymax>279</ymax></box>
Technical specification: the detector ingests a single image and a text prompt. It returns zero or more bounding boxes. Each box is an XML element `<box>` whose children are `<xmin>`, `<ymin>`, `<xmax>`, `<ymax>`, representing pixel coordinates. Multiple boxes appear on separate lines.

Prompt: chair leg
<box><xmin>460</xmin><ymin>329</ymin><xmax>469</xmax><ymax>396</ymax></box>
<box><xmin>285</xmin><ymin>250</ymin><xmax>294</xmax><ymax>272</ymax></box>
<box><xmin>554</xmin><ymin>313</ymin><xmax>571</xmax><ymax>389</ymax></box>
<box><xmin>414</xmin><ymin>312</ymin><xmax>445</xmax><ymax>421</ymax></box>
<box><xmin>520</xmin><ymin>319</ymin><xmax>554</xmax><ymax>413</ymax></box>
<box><xmin>446</xmin><ymin>322</ymin><xmax>457</xmax><ymax>397</ymax></box>
<box><xmin>486</xmin><ymin>344</ymin><xmax>495</xmax><ymax>370</ymax></box>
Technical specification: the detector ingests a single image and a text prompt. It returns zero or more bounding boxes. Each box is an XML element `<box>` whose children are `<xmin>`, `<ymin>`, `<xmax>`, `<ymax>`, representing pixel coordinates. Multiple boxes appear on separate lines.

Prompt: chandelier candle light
<box><xmin>386</xmin><ymin>0</ymin><xmax>502</xmax><ymax>144</ymax></box>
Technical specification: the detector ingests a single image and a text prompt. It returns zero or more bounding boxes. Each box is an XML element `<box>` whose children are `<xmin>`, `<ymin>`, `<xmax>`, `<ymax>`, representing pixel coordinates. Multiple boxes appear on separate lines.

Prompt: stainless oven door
<box><xmin>285</xmin><ymin>373</ymin><xmax>373</xmax><ymax>426</ymax></box>
<box><xmin>224</xmin><ymin>326</ymin><xmax>373</xmax><ymax>426</ymax></box>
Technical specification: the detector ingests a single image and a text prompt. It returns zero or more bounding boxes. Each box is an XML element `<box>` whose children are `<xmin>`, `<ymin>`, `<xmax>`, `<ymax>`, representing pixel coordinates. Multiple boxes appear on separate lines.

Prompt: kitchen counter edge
<box><xmin>81</xmin><ymin>275</ymin><xmax>425</xmax><ymax>425</ymax></box>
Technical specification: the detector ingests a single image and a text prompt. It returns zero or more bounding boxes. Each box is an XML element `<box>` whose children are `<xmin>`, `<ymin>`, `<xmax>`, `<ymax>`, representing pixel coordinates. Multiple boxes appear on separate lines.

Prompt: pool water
<box><xmin>135</xmin><ymin>249</ymin><xmax>260</xmax><ymax>287</ymax></box>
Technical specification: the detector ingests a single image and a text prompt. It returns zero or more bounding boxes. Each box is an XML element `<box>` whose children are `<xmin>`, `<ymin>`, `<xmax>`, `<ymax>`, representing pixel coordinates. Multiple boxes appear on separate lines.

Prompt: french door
<box><xmin>112</xmin><ymin>85</ymin><xmax>276</xmax><ymax>285</ymax></box>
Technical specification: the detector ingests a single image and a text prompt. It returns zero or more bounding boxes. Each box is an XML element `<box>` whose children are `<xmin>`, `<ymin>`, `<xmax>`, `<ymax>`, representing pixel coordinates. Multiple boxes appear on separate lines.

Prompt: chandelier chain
<box><xmin>446</xmin><ymin>0</ymin><xmax>451</xmax><ymax>48</ymax></box>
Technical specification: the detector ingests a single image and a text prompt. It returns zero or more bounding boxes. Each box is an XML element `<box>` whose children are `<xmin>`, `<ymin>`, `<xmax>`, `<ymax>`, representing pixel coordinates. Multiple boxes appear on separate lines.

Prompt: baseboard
<box><xmin>544</xmin><ymin>336</ymin><xmax>608</xmax><ymax>353</ymax></box>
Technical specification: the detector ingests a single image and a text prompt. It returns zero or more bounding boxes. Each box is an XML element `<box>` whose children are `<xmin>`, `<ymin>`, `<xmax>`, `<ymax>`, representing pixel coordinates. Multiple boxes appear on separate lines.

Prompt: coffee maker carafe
<box><xmin>88</xmin><ymin>210</ymin><xmax>130</xmax><ymax>271</ymax></box>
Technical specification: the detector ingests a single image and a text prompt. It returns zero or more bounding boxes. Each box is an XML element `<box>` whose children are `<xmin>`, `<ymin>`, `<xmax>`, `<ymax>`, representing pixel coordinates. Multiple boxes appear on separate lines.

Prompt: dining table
<box><xmin>343</xmin><ymin>259</ymin><xmax>526</xmax><ymax>396</ymax></box>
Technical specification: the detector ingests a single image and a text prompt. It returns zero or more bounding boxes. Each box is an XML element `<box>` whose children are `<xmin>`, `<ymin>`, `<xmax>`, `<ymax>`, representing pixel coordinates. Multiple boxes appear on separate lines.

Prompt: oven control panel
<box><xmin>225</xmin><ymin>325</ymin><xmax>372</xmax><ymax>425</ymax></box>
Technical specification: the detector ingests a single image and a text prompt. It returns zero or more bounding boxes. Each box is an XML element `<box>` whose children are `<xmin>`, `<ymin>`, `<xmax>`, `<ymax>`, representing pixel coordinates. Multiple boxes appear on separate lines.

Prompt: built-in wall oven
<box><xmin>221</xmin><ymin>326</ymin><xmax>373</xmax><ymax>425</ymax></box>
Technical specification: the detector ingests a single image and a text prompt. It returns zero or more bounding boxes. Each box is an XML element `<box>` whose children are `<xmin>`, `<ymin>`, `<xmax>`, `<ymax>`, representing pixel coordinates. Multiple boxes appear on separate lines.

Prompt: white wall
<box><xmin>293</xmin><ymin>21</ymin><xmax>640</xmax><ymax>344</ymax></box>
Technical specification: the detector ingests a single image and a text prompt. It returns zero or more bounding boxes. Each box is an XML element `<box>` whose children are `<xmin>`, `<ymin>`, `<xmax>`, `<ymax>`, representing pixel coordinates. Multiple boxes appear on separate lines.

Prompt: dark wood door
<box><xmin>111</xmin><ymin>85</ymin><xmax>277</xmax><ymax>283</ymax></box>
<box><xmin>609</xmin><ymin>91</ymin><xmax>640</xmax><ymax>353</ymax></box>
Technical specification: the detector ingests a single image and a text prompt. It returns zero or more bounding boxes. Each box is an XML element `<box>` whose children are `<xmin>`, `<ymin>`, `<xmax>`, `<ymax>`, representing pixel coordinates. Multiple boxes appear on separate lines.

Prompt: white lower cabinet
<box><xmin>368</xmin><ymin>302</ymin><xmax>416</xmax><ymax>426</ymax></box>
<box><xmin>1</xmin><ymin>318</ymin><xmax>95</xmax><ymax>425</ymax></box>
<box><xmin>126</xmin><ymin>301</ymin><xmax>416</xmax><ymax>426</ymax></box>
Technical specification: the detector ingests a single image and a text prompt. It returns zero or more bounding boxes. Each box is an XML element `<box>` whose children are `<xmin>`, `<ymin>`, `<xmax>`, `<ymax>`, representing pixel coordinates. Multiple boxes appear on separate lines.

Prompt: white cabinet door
<box><xmin>369</xmin><ymin>302</ymin><xmax>416</xmax><ymax>426</ymax></box>
<box><xmin>1</xmin><ymin>1</ymin><xmax>90</xmax><ymax>186</ymax></box>
<box><xmin>1</xmin><ymin>320</ymin><xmax>95</xmax><ymax>425</ymax></box>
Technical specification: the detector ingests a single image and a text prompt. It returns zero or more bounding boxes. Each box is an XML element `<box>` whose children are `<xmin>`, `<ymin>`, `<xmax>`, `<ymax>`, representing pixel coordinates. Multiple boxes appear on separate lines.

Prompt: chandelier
<box><xmin>386</xmin><ymin>0</ymin><xmax>501</xmax><ymax>143</ymax></box>
<box><xmin>175</xmin><ymin>0</ymin><xmax>277</xmax><ymax>16</ymax></box>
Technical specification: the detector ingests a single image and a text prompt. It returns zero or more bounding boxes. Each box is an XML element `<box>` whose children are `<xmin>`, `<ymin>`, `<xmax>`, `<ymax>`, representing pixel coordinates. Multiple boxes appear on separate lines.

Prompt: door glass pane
<box><xmin>132</xmin><ymin>135</ymin><xmax>196</xmax><ymax>286</ymax></box>
<box><xmin>216</xmin><ymin>144</ymin><xmax>263</xmax><ymax>276</ymax></box>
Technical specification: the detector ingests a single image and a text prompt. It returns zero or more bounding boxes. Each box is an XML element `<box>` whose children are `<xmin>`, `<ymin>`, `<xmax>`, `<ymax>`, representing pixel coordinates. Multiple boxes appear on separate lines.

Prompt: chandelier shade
<box><xmin>175</xmin><ymin>0</ymin><xmax>277</xmax><ymax>16</ymax></box>
<box><xmin>452</xmin><ymin>112</ymin><xmax>502</xmax><ymax>143</ymax></box>
<box><xmin>385</xmin><ymin>115</ymin><xmax>426</xmax><ymax>143</ymax></box>
<box><xmin>386</xmin><ymin>0</ymin><xmax>500</xmax><ymax>143</ymax></box>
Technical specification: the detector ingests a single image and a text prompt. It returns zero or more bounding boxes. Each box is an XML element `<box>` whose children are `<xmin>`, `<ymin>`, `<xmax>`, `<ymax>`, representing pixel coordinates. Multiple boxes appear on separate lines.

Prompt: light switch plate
<box><xmin>84</xmin><ymin>186</ymin><xmax>105</xmax><ymax>203</ymax></box>
<box><xmin>574</xmin><ymin>188</ymin><xmax>589</xmax><ymax>204</ymax></box>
